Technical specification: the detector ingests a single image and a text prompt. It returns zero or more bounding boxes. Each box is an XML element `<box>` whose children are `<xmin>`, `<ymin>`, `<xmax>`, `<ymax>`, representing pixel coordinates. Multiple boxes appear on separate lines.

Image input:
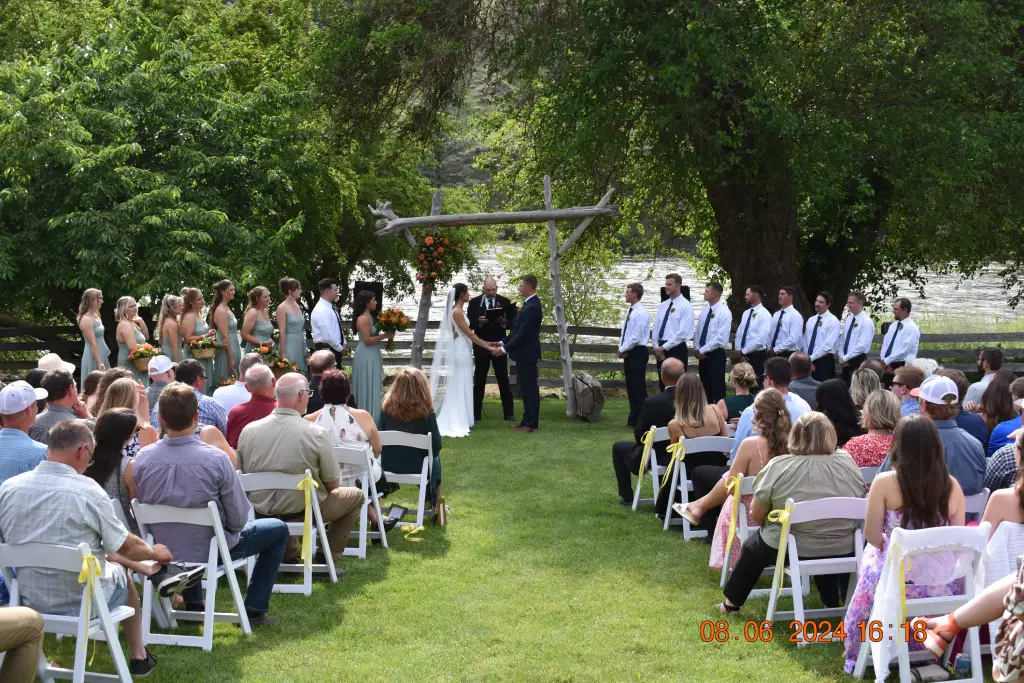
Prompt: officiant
<box><xmin>468</xmin><ymin>277</ymin><xmax>515</xmax><ymax>421</ymax></box>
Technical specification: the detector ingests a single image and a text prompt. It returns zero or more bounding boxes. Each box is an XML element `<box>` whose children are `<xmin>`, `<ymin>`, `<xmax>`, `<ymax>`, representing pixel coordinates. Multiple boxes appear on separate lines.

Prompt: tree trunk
<box><xmin>409</xmin><ymin>189</ymin><xmax>443</xmax><ymax>368</ymax></box>
<box><xmin>545</xmin><ymin>176</ymin><xmax>577</xmax><ymax>418</ymax></box>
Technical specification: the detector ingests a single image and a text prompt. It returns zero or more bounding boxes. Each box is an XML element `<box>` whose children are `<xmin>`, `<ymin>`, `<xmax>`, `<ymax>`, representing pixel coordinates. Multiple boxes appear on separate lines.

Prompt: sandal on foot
<box><xmin>716</xmin><ymin>601</ymin><xmax>741</xmax><ymax>615</ymax></box>
<box><xmin>916</xmin><ymin>618</ymin><xmax>955</xmax><ymax>658</ymax></box>
<box><xmin>672</xmin><ymin>503</ymin><xmax>701</xmax><ymax>526</ymax></box>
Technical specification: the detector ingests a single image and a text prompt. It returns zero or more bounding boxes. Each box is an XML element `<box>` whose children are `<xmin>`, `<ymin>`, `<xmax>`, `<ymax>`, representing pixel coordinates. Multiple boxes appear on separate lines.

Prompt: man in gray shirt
<box><xmin>28</xmin><ymin>369</ymin><xmax>89</xmax><ymax>444</ymax></box>
<box><xmin>788</xmin><ymin>353</ymin><xmax>820</xmax><ymax>410</ymax></box>
<box><xmin>145</xmin><ymin>355</ymin><xmax>176</xmax><ymax>415</ymax></box>
<box><xmin>134</xmin><ymin>382</ymin><xmax>288</xmax><ymax>626</ymax></box>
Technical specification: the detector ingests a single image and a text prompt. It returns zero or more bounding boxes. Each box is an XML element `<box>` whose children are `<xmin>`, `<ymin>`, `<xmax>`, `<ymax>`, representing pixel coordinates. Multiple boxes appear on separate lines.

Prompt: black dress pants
<box><xmin>699</xmin><ymin>348</ymin><xmax>727</xmax><ymax>403</ymax></box>
<box><xmin>473</xmin><ymin>347</ymin><xmax>514</xmax><ymax>420</ymax></box>
<box><xmin>657</xmin><ymin>344</ymin><xmax>688</xmax><ymax>391</ymax></box>
<box><xmin>812</xmin><ymin>354</ymin><xmax>837</xmax><ymax>382</ymax></box>
<box><xmin>623</xmin><ymin>346</ymin><xmax>649</xmax><ymax>426</ymax></box>
<box><xmin>517</xmin><ymin>361</ymin><xmax>539</xmax><ymax>429</ymax></box>
<box><xmin>746</xmin><ymin>350</ymin><xmax>767</xmax><ymax>387</ymax></box>
<box><xmin>724</xmin><ymin>531</ymin><xmax>852</xmax><ymax>608</ymax></box>
<box><xmin>882</xmin><ymin>360</ymin><xmax>905</xmax><ymax>389</ymax></box>
<box><xmin>840</xmin><ymin>353</ymin><xmax>867</xmax><ymax>386</ymax></box>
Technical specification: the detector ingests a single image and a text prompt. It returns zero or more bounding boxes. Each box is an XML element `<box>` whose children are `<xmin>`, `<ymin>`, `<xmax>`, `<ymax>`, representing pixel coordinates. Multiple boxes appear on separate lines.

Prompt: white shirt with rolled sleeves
<box><xmin>695</xmin><ymin>302</ymin><xmax>732</xmax><ymax>354</ymax></box>
<box><xmin>729</xmin><ymin>392</ymin><xmax>811</xmax><ymax>462</ymax></box>
<box><xmin>652</xmin><ymin>296</ymin><xmax>694</xmax><ymax>352</ymax></box>
<box><xmin>768</xmin><ymin>305</ymin><xmax>804</xmax><ymax>353</ymax></box>
<box><xmin>838</xmin><ymin>311</ymin><xmax>874</xmax><ymax>363</ymax></box>
<box><xmin>736</xmin><ymin>304</ymin><xmax>772</xmax><ymax>355</ymax></box>
<box><xmin>310</xmin><ymin>297</ymin><xmax>346</xmax><ymax>353</ymax></box>
<box><xmin>880</xmin><ymin>316</ymin><xmax>921</xmax><ymax>365</ymax></box>
<box><xmin>801</xmin><ymin>310</ymin><xmax>840</xmax><ymax>361</ymax></box>
<box><xmin>617</xmin><ymin>302</ymin><xmax>651</xmax><ymax>354</ymax></box>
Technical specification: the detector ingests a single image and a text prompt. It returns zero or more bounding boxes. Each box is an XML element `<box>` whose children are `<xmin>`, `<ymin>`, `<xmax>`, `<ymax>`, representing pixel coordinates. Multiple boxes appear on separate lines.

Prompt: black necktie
<box><xmin>740</xmin><ymin>309</ymin><xmax>753</xmax><ymax>348</ymax></box>
<box><xmin>884</xmin><ymin>322</ymin><xmax>903</xmax><ymax>357</ymax></box>
<box><xmin>698</xmin><ymin>306</ymin><xmax>713</xmax><ymax>347</ymax></box>
<box><xmin>657</xmin><ymin>301</ymin><xmax>673</xmax><ymax>343</ymax></box>
<box><xmin>621</xmin><ymin>307</ymin><xmax>633</xmax><ymax>343</ymax></box>
<box><xmin>770</xmin><ymin>312</ymin><xmax>785</xmax><ymax>350</ymax></box>
<box><xmin>843</xmin><ymin>317</ymin><xmax>855</xmax><ymax>355</ymax></box>
<box><xmin>807</xmin><ymin>316</ymin><xmax>821</xmax><ymax>355</ymax></box>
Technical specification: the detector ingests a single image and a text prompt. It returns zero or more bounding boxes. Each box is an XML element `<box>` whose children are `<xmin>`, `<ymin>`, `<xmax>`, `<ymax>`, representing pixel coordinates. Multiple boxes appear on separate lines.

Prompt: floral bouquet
<box><xmin>189</xmin><ymin>336</ymin><xmax>219</xmax><ymax>360</ymax></box>
<box><xmin>413</xmin><ymin>232</ymin><xmax>466</xmax><ymax>289</ymax></box>
<box><xmin>254</xmin><ymin>345</ymin><xmax>299</xmax><ymax>378</ymax></box>
<box><xmin>128</xmin><ymin>343</ymin><xmax>160</xmax><ymax>372</ymax></box>
<box><xmin>375</xmin><ymin>307</ymin><xmax>409</xmax><ymax>352</ymax></box>
<box><xmin>218</xmin><ymin>375</ymin><xmax>237</xmax><ymax>388</ymax></box>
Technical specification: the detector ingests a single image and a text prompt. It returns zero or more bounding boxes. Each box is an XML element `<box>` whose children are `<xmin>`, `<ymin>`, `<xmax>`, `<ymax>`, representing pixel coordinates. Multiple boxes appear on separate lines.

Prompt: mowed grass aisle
<box><xmin>48</xmin><ymin>398</ymin><xmax>852</xmax><ymax>681</ymax></box>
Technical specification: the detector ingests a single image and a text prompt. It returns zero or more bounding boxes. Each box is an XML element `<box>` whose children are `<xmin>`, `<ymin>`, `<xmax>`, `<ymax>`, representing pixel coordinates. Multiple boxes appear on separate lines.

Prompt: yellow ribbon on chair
<box><xmin>766</xmin><ymin>500</ymin><xmax>795</xmax><ymax>593</ymax></box>
<box><xmin>295</xmin><ymin>474</ymin><xmax>320</xmax><ymax>568</ymax></box>
<box><xmin>78</xmin><ymin>551</ymin><xmax>102</xmax><ymax>663</ymax></box>
<box><xmin>660</xmin><ymin>441</ymin><xmax>686</xmax><ymax>489</ymax></box>
<box><xmin>402</xmin><ymin>525</ymin><xmax>425</xmax><ymax>542</ymax></box>
<box><xmin>722</xmin><ymin>476</ymin><xmax>741</xmax><ymax>562</ymax></box>
<box><xmin>890</xmin><ymin>542</ymin><xmax>913</xmax><ymax>632</ymax></box>
<box><xmin>636</xmin><ymin>428</ymin><xmax>656</xmax><ymax>493</ymax></box>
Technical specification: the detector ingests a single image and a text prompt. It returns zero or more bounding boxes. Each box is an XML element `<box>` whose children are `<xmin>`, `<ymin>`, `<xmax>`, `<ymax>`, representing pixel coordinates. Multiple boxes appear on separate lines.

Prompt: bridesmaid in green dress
<box><xmin>157</xmin><ymin>294</ymin><xmax>184</xmax><ymax>363</ymax></box>
<box><xmin>180</xmin><ymin>287</ymin><xmax>216</xmax><ymax>391</ymax></box>
<box><xmin>276</xmin><ymin>277</ymin><xmax>308</xmax><ymax>376</ymax></box>
<box><xmin>114</xmin><ymin>296</ymin><xmax>150</xmax><ymax>386</ymax></box>
<box><xmin>352</xmin><ymin>290</ymin><xmax>392</xmax><ymax>424</ymax></box>
<box><xmin>241</xmin><ymin>286</ymin><xmax>275</xmax><ymax>354</ymax></box>
<box><xmin>77</xmin><ymin>288</ymin><xmax>110</xmax><ymax>386</ymax></box>
<box><xmin>210</xmin><ymin>279</ymin><xmax>241</xmax><ymax>388</ymax></box>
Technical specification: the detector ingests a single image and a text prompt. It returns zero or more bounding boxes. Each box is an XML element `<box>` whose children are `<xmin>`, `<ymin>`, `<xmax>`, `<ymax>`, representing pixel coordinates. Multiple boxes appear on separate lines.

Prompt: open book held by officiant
<box><xmin>485</xmin><ymin>303</ymin><xmax>518</xmax><ymax>323</ymax></box>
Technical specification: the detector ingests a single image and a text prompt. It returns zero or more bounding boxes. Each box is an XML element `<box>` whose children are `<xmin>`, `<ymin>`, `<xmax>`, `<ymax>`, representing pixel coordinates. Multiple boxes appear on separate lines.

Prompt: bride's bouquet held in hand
<box><xmin>376</xmin><ymin>308</ymin><xmax>409</xmax><ymax>352</ymax></box>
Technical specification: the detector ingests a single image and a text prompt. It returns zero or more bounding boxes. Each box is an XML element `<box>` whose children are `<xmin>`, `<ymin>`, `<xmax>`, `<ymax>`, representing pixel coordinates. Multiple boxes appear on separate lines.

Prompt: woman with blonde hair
<box><xmin>209</xmin><ymin>279</ymin><xmax>241</xmax><ymax>387</ymax></box>
<box><xmin>155</xmin><ymin>294</ymin><xmax>184</xmax><ymax>362</ymax></box>
<box><xmin>718</xmin><ymin>412</ymin><xmax>865</xmax><ymax>614</ymax></box>
<box><xmin>241</xmin><ymin>286</ymin><xmax>274</xmax><ymax>353</ymax></box>
<box><xmin>379</xmin><ymin>367</ymin><xmax>443</xmax><ymax>506</ymax></box>
<box><xmin>845</xmin><ymin>390</ymin><xmax>901</xmax><ymax>467</ymax></box>
<box><xmin>91</xmin><ymin>368</ymin><xmax>134</xmax><ymax>417</ymax></box>
<box><xmin>77</xmin><ymin>288</ymin><xmax>109</xmax><ymax>385</ymax></box>
<box><xmin>179</xmin><ymin>287</ymin><xmax>216</xmax><ymax>391</ymax></box>
<box><xmin>114</xmin><ymin>296</ymin><xmax>149</xmax><ymax>385</ymax></box>
<box><xmin>97</xmin><ymin>377</ymin><xmax>158</xmax><ymax>458</ymax></box>
<box><xmin>716</xmin><ymin>362</ymin><xmax>757</xmax><ymax>422</ymax></box>
<box><xmin>850</xmin><ymin>367</ymin><xmax>882</xmax><ymax>409</ymax></box>
<box><xmin>681</xmin><ymin>389</ymin><xmax>792</xmax><ymax>569</ymax></box>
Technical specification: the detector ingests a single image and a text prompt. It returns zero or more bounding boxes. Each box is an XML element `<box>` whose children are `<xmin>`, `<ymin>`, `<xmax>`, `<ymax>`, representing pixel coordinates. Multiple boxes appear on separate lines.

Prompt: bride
<box><xmin>432</xmin><ymin>283</ymin><xmax>496</xmax><ymax>438</ymax></box>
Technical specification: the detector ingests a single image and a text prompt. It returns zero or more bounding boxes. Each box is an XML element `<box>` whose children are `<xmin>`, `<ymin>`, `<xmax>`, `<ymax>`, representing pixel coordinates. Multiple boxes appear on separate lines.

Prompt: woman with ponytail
<box><xmin>241</xmin><ymin>286</ymin><xmax>274</xmax><ymax>353</ymax></box>
<box><xmin>156</xmin><ymin>294</ymin><xmax>184</xmax><ymax>362</ymax></box>
<box><xmin>77</xmin><ymin>288</ymin><xmax>109</xmax><ymax>385</ymax></box>
<box><xmin>209</xmin><ymin>279</ymin><xmax>240</xmax><ymax>388</ymax></box>
<box><xmin>180</xmin><ymin>287</ymin><xmax>216</xmax><ymax>392</ymax></box>
<box><xmin>276</xmin><ymin>277</ymin><xmax>308</xmax><ymax>376</ymax></box>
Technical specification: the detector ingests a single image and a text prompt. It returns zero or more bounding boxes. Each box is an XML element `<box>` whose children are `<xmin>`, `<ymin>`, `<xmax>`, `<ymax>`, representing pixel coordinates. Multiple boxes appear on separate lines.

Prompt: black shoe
<box><xmin>245</xmin><ymin>613</ymin><xmax>280</xmax><ymax>628</ymax></box>
<box><xmin>129</xmin><ymin>648</ymin><xmax>157</xmax><ymax>677</ymax></box>
<box><xmin>504</xmin><ymin>414</ymin><xmax>516</xmax><ymax>420</ymax></box>
<box><xmin>151</xmin><ymin>562</ymin><xmax>206</xmax><ymax>598</ymax></box>
<box><xmin>619</xmin><ymin>497</ymin><xmax>632</xmax><ymax>507</ymax></box>
<box><xmin>382</xmin><ymin>517</ymin><xmax>400</xmax><ymax>532</ymax></box>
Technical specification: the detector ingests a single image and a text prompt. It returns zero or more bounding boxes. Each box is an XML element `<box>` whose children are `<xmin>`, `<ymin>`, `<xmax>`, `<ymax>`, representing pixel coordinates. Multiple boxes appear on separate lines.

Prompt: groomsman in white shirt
<box><xmin>880</xmin><ymin>297</ymin><xmax>921</xmax><ymax>387</ymax></box>
<box><xmin>839</xmin><ymin>291</ymin><xmax>874</xmax><ymax>386</ymax></box>
<box><xmin>694</xmin><ymin>282</ymin><xmax>733</xmax><ymax>403</ymax></box>
<box><xmin>734</xmin><ymin>285</ymin><xmax>771</xmax><ymax>384</ymax></box>
<box><xmin>310</xmin><ymin>278</ymin><xmax>347</xmax><ymax>367</ymax></box>
<box><xmin>768</xmin><ymin>285</ymin><xmax>803</xmax><ymax>359</ymax></box>
<box><xmin>802</xmin><ymin>291</ymin><xmax>841</xmax><ymax>382</ymax></box>
<box><xmin>651</xmin><ymin>274</ymin><xmax>694</xmax><ymax>391</ymax></box>
<box><xmin>618</xmin><ymin>283</ymin><xmax>652</xmax><ymax>426</ymax></box>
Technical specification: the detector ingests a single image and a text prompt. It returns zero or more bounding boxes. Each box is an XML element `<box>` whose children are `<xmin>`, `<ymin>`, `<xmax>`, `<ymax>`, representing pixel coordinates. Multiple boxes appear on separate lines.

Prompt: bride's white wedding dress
<box><xmin>432</xmin><ymin>290</ymin><xmax>475</xmax><ymax>438</ymax></box>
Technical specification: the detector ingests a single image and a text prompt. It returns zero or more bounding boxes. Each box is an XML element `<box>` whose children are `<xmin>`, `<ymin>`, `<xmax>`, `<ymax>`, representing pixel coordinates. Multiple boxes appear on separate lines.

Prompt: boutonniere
<box><xmin>751</xmin><ymin>312</ymin><xmax>756</xmax><ymax>318</ymax></box>
<box><xmin>710</xmin><ymin>312</ymin><xmax>716</xmax><ymax>320</ymax></box>
<box><xmin>670</xmin><ymin>307</ymin><xmax>676</xmax><ymax>313</ymax></box>
<box><xmin>852</xmin><ymin>321</ymin><xmax>858</xmax><ymax>328</ymax></box>
<box><xmin>817</xmin><ymin>318</ymin><xmax>823</xmax><ymax>328</ymax></box>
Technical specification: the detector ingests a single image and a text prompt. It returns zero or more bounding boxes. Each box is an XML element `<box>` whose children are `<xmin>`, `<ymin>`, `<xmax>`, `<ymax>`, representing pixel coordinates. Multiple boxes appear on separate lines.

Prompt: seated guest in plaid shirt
<box><xmin>987</xmin><ymin>430</ymin><xmax>1024</xmax><ymax>493</ymax></box>
<box><xmin>0</xmin><ymin>422</ymin><xmax>200</xmax><ymax>676</ymax></box>
<box><xmin>150</xmin><ymin>359</ymin><xmax>227</xmax><ymax>434</ymax></box>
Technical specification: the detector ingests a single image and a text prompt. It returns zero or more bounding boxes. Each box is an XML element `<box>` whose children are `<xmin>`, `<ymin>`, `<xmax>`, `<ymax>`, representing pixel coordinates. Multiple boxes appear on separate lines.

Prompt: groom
<box><xmin>492</xmin><ymin>274</ymin><xmax>542</xmax><ymax>432</ymax></box>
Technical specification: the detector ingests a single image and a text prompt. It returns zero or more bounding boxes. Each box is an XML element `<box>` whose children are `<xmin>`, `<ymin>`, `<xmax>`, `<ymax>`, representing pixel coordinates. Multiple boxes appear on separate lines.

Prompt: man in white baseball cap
<box><xmin>0</xmin><ymin>381</ymin><xmax>49</xmax><ymax>485</ymax></box>
<box><xmin>146</xmin><ymin>356</ymin><xmax>176</xmax><ymax>413</ymax></box>
<box><xmin>36</xmin><ymin>353</ymin><xmax>75</xmax><ymax>375</ymax></box>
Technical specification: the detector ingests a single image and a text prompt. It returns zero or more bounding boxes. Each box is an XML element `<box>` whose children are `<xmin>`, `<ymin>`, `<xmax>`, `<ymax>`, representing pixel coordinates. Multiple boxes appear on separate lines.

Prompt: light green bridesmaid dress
<box><xmin>117</xmin><ymin>325</ymin><xmax>149</xmax><ymax>386</ymax></box>
<box><xmin>244</xmin><ymin>315</ymin><xmax>274</xmax><ymax>354</ymax></box>
<box><xmin>284</xmin><ymin>312</ymin><xmax>308</xmax><ymax>376</ymax></box>
<box><xmin>182</xmin><ymin>317</ymin><xmax>216</xmax><ymax>395</ymax></box>
<box><xmin>80</xmin><ymin>317</ymin><xmax>110</xmax><ymax>386</ymax></box>
<box><xmin>352</xmin><ymin>319</ymin><xmax>383</xmax><ymax>424</ymax></box>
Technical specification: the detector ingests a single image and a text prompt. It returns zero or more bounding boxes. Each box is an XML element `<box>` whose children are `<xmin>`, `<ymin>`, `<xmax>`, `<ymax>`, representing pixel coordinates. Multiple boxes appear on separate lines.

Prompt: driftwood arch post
<box><xmin>370</xmin><ymin>175</ymin><xmax>617</xmax><ymax>418</ymax></box>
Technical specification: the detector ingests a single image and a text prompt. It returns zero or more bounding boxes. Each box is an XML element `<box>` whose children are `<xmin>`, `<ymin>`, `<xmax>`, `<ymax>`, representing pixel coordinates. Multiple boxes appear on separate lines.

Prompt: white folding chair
<box><xmin>132</xmin><ymin>500</ymin><xmax>251</xmax><ymax>650</ymax></box>
<box><xmin>964</xmin><ymin>488</ymin><xmax>990</xmax><ymax>518</ymax></box>
<box><xmin>238</xmin><ymin>469</ymin><xmax>337</xmax><ymax>594</ymax></box>
<box><xmin>976</xmin><ymin>521</ymin><xmax>1024</xmax><ymax>656</ymax></box>
<box><xmin>765</xmin><ymin>496</ymin><xmax>868</xmax><ymax>646</ymax></box>
<box><xmin>859</xmin><ymin>467</ymin><xmax>879</xmax><ymax>485</ymax></box>
<box><xmin>107</xmin><ymin>504</ymin><xmax>173</xmax><ymax>630</ymax></box>
<box><xmin>662</xmin><ymin>436</ymin><xmax>735</xmax><ymax>537</ymax></box>
<box><xmin>853</xmin><ymin>523</ymin><xmax>990</xmax><ymax>683</ymax></box>
<box><xmin>631</xmin><ymin>426</ymin><xmax>669</xmax><ymax>511</ymax></box>
<box><xmin>719</xmin><ymin>474</ymin><xmax>757</xmax><ymax>588</ymax></box>
<box><xmin>335</xmin><ymin>445</ymin><xmax>389</xmax><ymax>558</ymax></box>
<box><xmin>379</xmin><ymin>431</ymin><xmax>434</xmax><ymax>528</ymax></box>
<box><xmin>0</xmin><ymin>542</ymin><xmax>135</xmax><ymax>683</ymax></box>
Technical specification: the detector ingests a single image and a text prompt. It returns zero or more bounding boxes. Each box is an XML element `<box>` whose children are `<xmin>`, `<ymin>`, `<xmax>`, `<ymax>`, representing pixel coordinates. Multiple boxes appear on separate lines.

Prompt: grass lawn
<box><xmin>49</xmin><ymin>398</ymin><xmax>863</xmax><ymax>682</ymax></box>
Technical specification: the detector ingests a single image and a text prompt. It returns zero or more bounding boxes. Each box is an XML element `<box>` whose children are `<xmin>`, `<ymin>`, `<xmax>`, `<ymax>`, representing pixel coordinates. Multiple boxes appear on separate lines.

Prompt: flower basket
<box><xmin>132</xmin><ymin>357</ymin><xmax>150</xmax><ymax>372</ymax></box>
<box><xmin>272</xmin><ymin>364</ymin><xmax>291</xmax><ymax>380</ymax></box>
<box><xmin>192</xmin><ymin>348</ymin><xmax>215</xmax><ymax>360</ymax></box>
<box><xmin>128</xmin><ymin>343</ymin><xmax>159</xmax><ymax>370</ymax></box>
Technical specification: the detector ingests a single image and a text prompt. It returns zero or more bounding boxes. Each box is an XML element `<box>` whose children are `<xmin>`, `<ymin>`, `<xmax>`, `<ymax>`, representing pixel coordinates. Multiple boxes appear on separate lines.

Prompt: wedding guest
<box><xmin>306</xmin><ymin>350</ymin><xmax>336</xmax><ymax>415</ymax></box>
<box><xmin>77</xmin><ymin>288</ymin><xmax>109</xmax><ymax>384</ymax></box>
<box><xmin>0</xmin><ymin>606</ymin><xmax>44</xmax><ymax>683</ymax></box>
<box><xmin>98</xmin><ymin>378</ymin><xmax>159</xmax><ymax>458</ymax></box>
<box><xmin>982</xmin><ymin>433</ymin><xmax>1024</xmax><ymax>536</ymax></box>
<box><xmin>965</xmin><ymin>347</ymin><xmax>1003</xmax><ymax>406</ymax></box>
<box><xmin>986</xmin><ymin>431</ymin><xmax>1024</xmax><ymax>510</ymax></box>
<box><xmin>311</xmin><ymin>278</ymin><xmax>346</xmax><ymax>367</ymax></box>
<box><xmin>861</xmin><ymin>358</ymin><xmax>886</xmax><ymax>380</ymax></box>
<box><xmin>880</xmin><ymin>297</ymin><xmax>921</xmax><ymax>382</ymax></box>
<box><xmin>695</xmin><ymin>282</ymin><xmax>732</xmax><ymax>404</ymax></box>
<box><xmin>241</xmin><ymin>286</ymin><xmax>274</xmax><ymax>354</ymax></box>
<box><xmin>83</xmin><ymin>408</ymin><xmax>142</xmax><ymax>534</ymax></box>
<box><xmin>730</xmin><ymin>357</ymin><xmax>812</xmax><ymax>460</ymax></box>
<box><xmin>226</xmin><ymin>364</ymin><xmax>276</xmax><ymax>448</ymax></box>
<box><xmin>29</xmin><ymin>369</ymin><xmax>89</xmax><ymax>444</ymax></box>
<box><xmin>22</xmin><ymin>369</ymin><xmax>47</xmax><ymax>413</ymax></box>
<box><xmin>788</xmin><ymin>352</ymin><xmax>820</xmax><ymax>410</ymax></box>
<box><xmin>212</xmin><ymin>352</ymin><xmax>264</xmax><ymax>415</ymax></box>
<box><xmin>682</xmin><ymin>388</ymin><xmax>791</xmax><ymax>551</ymax></box>
<box><xmin>81</xmin><ymin>370</ymin><xmax>103</xmax><ymax>414</ymax></box>
<box><xmin>0</xmin><ymin>382</ymin><xmax>48</xmax><ymax>484</ymax></box>
<box><xmin>651</xmin><ymin>273</ymin><xmax>694</xmax><ymax>383</ymax></box>
<box><xmin>352</xmin><ymin>290</ymin><xmax>391</xmax><ymax>424</ymax></box>
<box><xmin>841</xmin><ymin>415</ymin><xmax>966</xmax><ymax>673</ymax></box>
<box><xmin>890</xmin><ymin>364</ymin><xmax>925</xmax><ymax>416</ymax></box>
<box><xmin>179</xmin><ymin>287</ymin><xmax>217</xmax><ymax>393</ymax></box>
<box><xmin>986</xmin><ymin>377</ymin><xmax>1024</xmax><ymax>456</ymax></box>
<box><xmin>936</xmin><ymin>368</ymin><xmax>990</xmax><ymax>449</ymax></box>
<box><xmin>734</xmin><ymin>286</ymin><xmax>771</xmax><ymax>384</ymax></box>
<box><xmin>767</xmin><ymin>285</ymin><xmax>803</xmax><ymax>358</ymax></box>
<box><xmin>911</xmin><ymin>357</ymin><xmax>940</xmax><ymax>378</ymax></box>
<box><xmin>237</xmin><ymin>373</ymin><xmax>364</xmax><ymax>566</ymax></box>
<box><xmin>91</xmin><ymin>368</ymin><xmax>133</xmax><ymax>417</ymax></box>
<box><xmin>612</xmin><ymin>359</ymin><xmax>683</xmax><ymax>505</ymax></box>
<box><xmin>839</xmin><ymin>291</ymin><xmax>874</xmax><ymax>386</ymax></box>
<box><xmin>276</xmin><ymin>277</ymin><xmax>308</xmax><ymax>376</ymax></box>
<box><xmin>716</xmin><ymin>362</ymin><xmax>756</xmax><ymax>423</ymax></box>
<box><xmin>844</xmin><ymin>390</ymin><xmax>900</xmax><ymax>468</ymax></box>
<box><xmin>149</xmin><ymin>360</ymin><xmax>228</xmax><ymax>435</ymax></box>
<box><xmin>114</xmin><ymin>296</ymin><xmax>149</xmax><ymax>386</ymax></box>
<box><xmin>156</xmin><ymin>294</ymin><xmax>183</xmax><ymax>363</ymax></box>
<box><xmin>379</xmin><ymin>367</ymin><xmax>443</xmax><ymax>507</ymax></box>
<box><xmin>719</xmin><ymin>413</ymin><xmax>865</xmax><ymax>614</ymax></box>
<box><xmin>850</xmin><ymin>367</ymin><xmax>882</xmax><ymax>410</ymax></box>
<box><xmin>618</xmin><ymin>283</ymin><xmax>651</xmax><ymax>427</ymax></box>
<box><xmin>803</xmin><ymin>291</ymin><xmax>840</xmax><ymax>381</ymax></box>
<box><xmin>146</xmin><ymin>356</ymin><xmax>175</xmax><ymax>415</ymax></box>
<box><xmin>210</xmin><ymin>279</ymin><xmax>240</xmax><ymax>387</ymax></box>
<box><xmin>981</xmin><ymin>370</ymin><xmax>1020</xmax><ymax>452</ymax></box>
<box><xmin>815</xmin><ymin>379</ymin><xmax>864</xmax><ymax>447</ymax></box>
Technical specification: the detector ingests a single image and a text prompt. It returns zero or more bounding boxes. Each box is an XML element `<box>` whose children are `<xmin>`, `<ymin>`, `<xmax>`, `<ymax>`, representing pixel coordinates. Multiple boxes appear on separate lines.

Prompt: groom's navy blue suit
<box><xmin>503</xmin><ymin>295</ymin><xmax>542</xmax><ymax>429</ymax></box>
